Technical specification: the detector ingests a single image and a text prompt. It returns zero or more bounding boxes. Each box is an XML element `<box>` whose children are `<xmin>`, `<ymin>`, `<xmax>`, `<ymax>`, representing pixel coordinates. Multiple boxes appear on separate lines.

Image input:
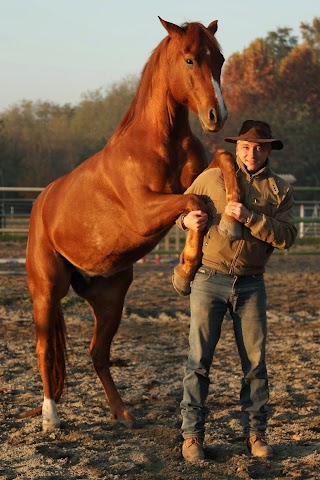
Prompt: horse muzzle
<box><xmin>198</xmin><ymin>105</ymin><xmax>228</xmax><ymax>133</ymax></box>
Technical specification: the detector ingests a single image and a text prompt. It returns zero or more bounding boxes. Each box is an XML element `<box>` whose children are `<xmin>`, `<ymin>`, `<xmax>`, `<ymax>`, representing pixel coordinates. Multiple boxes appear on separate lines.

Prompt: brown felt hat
<box><xmin>224</xmin><ymin>120</ymin><xmax>283</xmax><ymax>150</ymax></box>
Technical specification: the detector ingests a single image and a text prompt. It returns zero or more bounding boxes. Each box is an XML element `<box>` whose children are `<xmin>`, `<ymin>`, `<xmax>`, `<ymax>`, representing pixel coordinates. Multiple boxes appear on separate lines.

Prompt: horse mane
<box><xmin>113</xmin><ymin>37</ymin><xmax>170</xmax><ymax>137</ymax></box>
<box><xmin>113</xmin><ymin>22</ymin><xmax>222</xmax><ymax>139</ymax></box>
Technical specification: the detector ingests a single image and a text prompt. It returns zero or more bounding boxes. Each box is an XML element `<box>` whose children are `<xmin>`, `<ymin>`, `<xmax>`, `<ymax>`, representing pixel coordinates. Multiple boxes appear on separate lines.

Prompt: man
<box><xmin>176</xmin><ymin>120</ymin><xmax>297</xmax><ymax>462</ymax></box>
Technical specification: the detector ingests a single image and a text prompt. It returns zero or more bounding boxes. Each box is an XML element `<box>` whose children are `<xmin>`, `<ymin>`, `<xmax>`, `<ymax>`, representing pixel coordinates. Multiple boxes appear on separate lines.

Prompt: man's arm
<box><xmin>175</xmin><ymin>170</ymin><xmax>218</xmax><ymax>231</ymax></box>
<box><xmin>178</xmin><ymin>210</ymin><xmax>208</xmax><ymax>231</ymax></box>
<box><xmin>226</xmin><ymin>189</ymin><xmax>297</xmax><ymax>250</ymax></box>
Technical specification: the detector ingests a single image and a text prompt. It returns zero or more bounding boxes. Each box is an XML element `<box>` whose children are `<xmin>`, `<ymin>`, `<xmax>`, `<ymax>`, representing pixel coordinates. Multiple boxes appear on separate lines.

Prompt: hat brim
<box><xmin>224</xmin><ymin>137</ymin><xmax>283</xmax><ymax>150</ymax></box>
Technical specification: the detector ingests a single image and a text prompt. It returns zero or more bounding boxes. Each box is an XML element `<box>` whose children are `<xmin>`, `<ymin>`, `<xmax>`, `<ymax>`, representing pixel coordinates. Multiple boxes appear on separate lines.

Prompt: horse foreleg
<box><xmin>78</xmin><ymin>268</ymin><xmax>135</xmax><ymax>427</ymax></box>
<box><xmin>172</xmin><ymin>149</ymin><xmax>243</xmax><ymax>296</ymax></box>
<box><xmin>209</xmin><ymin>149</ymin><xmax>243</xmax><ymax>240</ymax></box>
<box><xmin>172</xmin><ymin>230</ymin><xmax>203</xmax><ymax>296</ymax></box>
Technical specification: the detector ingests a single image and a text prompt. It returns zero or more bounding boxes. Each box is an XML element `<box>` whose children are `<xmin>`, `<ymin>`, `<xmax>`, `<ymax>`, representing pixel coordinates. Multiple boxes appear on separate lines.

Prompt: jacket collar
<box><xmin>236</xmin><ymin>156</ymin><xmax>270</xmax><ymax>179</ymax></box>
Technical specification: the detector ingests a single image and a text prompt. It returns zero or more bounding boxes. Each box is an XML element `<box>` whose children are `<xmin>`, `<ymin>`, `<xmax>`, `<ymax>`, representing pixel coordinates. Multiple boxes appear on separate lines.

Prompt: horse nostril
<box><xmin>209</xmin><ymin>108</ymin><xmax>217</xmax><ymax>124</ymax></box>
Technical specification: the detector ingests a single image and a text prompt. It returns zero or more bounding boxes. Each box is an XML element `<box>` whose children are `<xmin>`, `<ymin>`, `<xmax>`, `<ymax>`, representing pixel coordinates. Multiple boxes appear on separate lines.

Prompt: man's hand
<box><xmin>225</xmin><ymin>201</ymin><xmax>252</xmax><ymax>224</ymax></box>
<box><xmin>183</xmin><ymin>210</ymin><xmax>208</xmax><ymax>231</ymax></box>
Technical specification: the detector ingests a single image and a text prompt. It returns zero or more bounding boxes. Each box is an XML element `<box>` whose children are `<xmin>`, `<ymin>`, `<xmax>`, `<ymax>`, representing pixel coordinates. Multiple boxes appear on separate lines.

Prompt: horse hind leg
<box><xmin>72</xmin><ymin>267</ymin><xmax>135</xmax><ymax>427</ymax></box>
<box><xmin>35</xmin><ymin>302</ymin><xmax>67</xmax><ymax>431</ymax></box>
<box><xmin>26</xmin><ymin>243</ymin><xmax>71</xmax><ymax>431</ymax></box>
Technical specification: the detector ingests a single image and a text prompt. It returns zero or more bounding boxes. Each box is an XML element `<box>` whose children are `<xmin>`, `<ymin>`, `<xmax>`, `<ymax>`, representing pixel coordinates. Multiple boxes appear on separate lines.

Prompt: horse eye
<box><xmin>185</xmin><ymin>58</ymin><xmax>194</xmax><ymax>66</ymax></box>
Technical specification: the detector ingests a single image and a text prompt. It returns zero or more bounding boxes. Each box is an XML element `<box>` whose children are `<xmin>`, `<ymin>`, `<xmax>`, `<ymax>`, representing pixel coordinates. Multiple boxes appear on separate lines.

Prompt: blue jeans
<box><xmin>181</xmin><ymin>265</ymin><xmax>269</xmax><ymax>440</ymax></box>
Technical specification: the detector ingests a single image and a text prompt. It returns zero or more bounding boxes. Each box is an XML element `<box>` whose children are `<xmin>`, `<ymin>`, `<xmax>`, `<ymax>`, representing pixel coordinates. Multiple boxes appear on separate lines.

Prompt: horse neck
<box><xmin>115</xmin><ymin>45</ymin><xmax>191</xmax><ymax>142</ymax></box>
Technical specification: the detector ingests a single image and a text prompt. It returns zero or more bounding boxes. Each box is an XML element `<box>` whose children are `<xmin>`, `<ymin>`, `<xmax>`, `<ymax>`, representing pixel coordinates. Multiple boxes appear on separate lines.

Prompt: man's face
<box><xmin>236</xmin><ymin>141</ymin><xmax>271</xmax><ymax>173</ymax></box>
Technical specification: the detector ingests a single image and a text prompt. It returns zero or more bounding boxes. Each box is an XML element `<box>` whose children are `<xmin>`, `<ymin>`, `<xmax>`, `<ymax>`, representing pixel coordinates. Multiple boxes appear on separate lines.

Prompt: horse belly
<box><xmin>48</xmin><ymin>206</ymin><xmax>162</xmax><ymax>276</ymax></box>
<box><xmin>58</xmin><ymin>232</ymin><xmax>161</xmax><ymax>276</ymax></box>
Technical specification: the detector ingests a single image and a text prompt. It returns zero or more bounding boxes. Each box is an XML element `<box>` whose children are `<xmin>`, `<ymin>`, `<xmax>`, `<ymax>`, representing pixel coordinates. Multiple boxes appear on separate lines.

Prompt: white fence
<box><xmin>295</xmin><ymin>202</ymin><xmax>320</xmax><ymax>238</ymax></box>
<box><xmin>0</xmin><ymin>188</ymin><xmax>319</xmax><ymax>240</ymax></box>
<box><xmin>0</xmin><ymin>187</ymin><xmax>319</xmax><ymax>274</ymax></box>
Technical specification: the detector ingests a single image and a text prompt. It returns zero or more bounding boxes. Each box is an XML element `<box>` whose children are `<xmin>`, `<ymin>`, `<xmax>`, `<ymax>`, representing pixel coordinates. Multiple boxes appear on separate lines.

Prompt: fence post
<box><xmin>175</xmin><ymin>226</ymin><xmax>181</xmax><ymax>252</ymax></box>
<box><xmin>0</xmin><ymin>200</ymin><xmax>5</xmax><ymax>230</ymax></box>
<box><xmin>299</xmin><ymin>204</ymin><xmax>304</xmax><ymax>238</ymax></box>
<box><xmin>164</xmin><ymin>233</ymin><xmax>170</xmax><ymax>252</ymax></box>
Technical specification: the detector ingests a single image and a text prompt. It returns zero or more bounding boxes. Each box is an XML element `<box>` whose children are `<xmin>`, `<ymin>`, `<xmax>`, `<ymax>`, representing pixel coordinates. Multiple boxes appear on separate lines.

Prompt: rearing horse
<box><xmin>25</xmin><ymin>17</ymin><xmax>239</xmax><ymax>431</ymax></box>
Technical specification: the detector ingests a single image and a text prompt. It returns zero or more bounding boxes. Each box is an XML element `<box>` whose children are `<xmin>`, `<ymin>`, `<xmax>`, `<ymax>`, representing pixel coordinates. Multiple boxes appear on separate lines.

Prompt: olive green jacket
<box><xmin>177</xmin><ymin>157</ymin><xmax>297</xmax><ymax>275</ymax></box>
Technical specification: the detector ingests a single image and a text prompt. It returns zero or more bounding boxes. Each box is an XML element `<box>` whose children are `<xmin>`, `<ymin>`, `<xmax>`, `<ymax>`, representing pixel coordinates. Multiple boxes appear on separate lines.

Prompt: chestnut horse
<box><xmin>24</xmin><ymin>17</ymin><xmax>239</xmax><ymax>431</ymax></box>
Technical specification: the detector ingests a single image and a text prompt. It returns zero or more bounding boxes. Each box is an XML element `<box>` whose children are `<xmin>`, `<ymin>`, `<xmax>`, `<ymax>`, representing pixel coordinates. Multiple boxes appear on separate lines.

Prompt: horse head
<box><xmin>159</xmin><ymin>17</ymin><xmax>228</xmax><ymax>133</ymax></box>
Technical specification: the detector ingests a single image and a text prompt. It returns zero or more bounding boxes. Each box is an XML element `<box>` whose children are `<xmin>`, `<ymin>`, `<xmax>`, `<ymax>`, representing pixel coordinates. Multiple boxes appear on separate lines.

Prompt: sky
<box><xmin>0</xmin><ymin>0</ymin><xmax>318</xmax><ymax>112</ymax></box>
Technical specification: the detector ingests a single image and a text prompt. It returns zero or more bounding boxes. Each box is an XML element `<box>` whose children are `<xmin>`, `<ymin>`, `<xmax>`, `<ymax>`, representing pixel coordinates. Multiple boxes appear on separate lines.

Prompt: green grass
<box><xmin>294</xmin><ymin>237</ymin><xmax>320</xmax><ymax>246</ymax></box>
<box><xmin>0</xmin><ymin>234</ymin><xmax>28</xmax><ymax>242</ymax></box>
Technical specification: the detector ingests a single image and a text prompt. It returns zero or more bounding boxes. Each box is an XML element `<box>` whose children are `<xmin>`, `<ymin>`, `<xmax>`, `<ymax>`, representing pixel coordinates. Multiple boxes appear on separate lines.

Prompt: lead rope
<box><xmin>229</xmin><ymin>275</ymin><xmax>238</xmax><ymax>304</ymax></box>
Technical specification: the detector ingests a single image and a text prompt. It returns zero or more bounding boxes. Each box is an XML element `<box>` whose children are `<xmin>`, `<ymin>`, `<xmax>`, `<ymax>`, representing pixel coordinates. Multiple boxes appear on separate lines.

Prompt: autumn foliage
<box><xmin>195</xmin><ymin>17</ymin><xmax>320</xmax><ymax>185</ymax></box>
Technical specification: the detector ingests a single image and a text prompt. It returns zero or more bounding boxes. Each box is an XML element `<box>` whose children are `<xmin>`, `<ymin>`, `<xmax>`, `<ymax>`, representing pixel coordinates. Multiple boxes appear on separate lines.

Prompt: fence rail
<box><xmin>0</xmin><ymin>186</ymin><xmax>318</xmax><ymax>277</ymax></box>
<box><xmin>0</xmin><ymin>187</ymin><xmax>319</xmax><ymax>242</ymax></box>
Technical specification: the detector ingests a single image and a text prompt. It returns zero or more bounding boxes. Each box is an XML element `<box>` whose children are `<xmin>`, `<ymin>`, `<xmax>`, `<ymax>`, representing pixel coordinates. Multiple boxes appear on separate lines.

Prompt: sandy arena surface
<box><xmin>0</xmin><ymin>241</ymin><xmax>319</xmax><ymax>480</ymax></box>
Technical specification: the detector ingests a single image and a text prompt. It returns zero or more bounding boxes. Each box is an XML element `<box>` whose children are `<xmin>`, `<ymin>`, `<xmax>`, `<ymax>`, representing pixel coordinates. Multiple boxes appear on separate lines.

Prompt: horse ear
<box><xmin>207</xmin><ymin>20</ymin><xmax>218</xmax><ymax>36</ymax></box>
<box><xmin>158</xmin><ymin>16</ymin><xmax>184</xmax><ymax>37</ymax></box>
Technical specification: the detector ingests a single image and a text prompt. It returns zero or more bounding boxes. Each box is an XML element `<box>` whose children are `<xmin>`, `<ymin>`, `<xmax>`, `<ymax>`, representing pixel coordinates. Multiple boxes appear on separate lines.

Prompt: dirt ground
<box><xmin>0</xmin><ymin>241</ymin><xmax>319</xmax><ymax>480</ymax></box>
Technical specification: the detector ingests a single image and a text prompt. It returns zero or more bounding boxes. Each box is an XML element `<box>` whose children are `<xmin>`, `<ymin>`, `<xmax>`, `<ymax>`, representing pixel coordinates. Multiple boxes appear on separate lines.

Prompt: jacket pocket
<box><xmin>251</xmin><ymin>198</ymin><xmax>279</xmax><ymax>217</ymax></box>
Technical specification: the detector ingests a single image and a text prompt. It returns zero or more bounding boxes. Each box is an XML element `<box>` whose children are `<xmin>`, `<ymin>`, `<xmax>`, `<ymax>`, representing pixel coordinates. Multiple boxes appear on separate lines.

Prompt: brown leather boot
<box><xmin>246</xmin><ymin>435</ymin><xmax>273</xmax><ymax>459</ymax></box>
<box><xmin>182</xmin><ymin>437</ymin><xmax>205</xmax><ymax>462</ymax></box>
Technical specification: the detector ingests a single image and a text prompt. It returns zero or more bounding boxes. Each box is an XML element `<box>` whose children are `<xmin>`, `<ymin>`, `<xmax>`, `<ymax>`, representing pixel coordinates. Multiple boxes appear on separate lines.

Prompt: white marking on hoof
<box><xmin>42</xmin><ymin>397</ymin><xmax>61</xmax><ymax>431</ymax></box>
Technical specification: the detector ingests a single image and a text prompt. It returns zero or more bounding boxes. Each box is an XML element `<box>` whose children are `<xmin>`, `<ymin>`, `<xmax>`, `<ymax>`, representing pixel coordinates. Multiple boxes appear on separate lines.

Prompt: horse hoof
<box><xmin>218</xmin><ymin>217</ymin><xmax>243</xmax><ymax>241</ymax></box>
<box><xmin>113</xmin><ymin>410</ymin><xmax>136</xmax><ymax>428</ymax></box>
<box><xmin>119</xmin><ymin>418</ymin><xmax>135</xmax><ymax>428</ymax></box>
<box><xmin>172</xmin><ymin>267</ymin><xmax>191</xmax><ymax>296</ymax></box>
<box><xmin>42</xmin><ymin>420</ymin><xmax>61</xmax><ymax>432</ymax></box>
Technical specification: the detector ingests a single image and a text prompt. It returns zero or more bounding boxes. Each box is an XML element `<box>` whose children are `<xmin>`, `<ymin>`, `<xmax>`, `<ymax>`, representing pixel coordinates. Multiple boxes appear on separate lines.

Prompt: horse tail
<box><xmin>52</xmin><ymin>302</ymin><xmax>67</xmax><ymax>403</ymax></box>
<box><xmin>18</xmin><ymin>302</ymin><xmax>67</xmax><ymax>419</ymax></box>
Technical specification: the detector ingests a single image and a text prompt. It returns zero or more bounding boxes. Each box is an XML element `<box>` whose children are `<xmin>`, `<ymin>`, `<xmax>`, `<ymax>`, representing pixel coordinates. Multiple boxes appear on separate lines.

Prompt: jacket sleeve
<box><xmin>175</xmin><ymin>183</ymin><xmax>197</xmax><ymax>231</ymax></box>
<box><xmin>246</xmin><ymin>188</ymin><xmax>297</xmax><ymax>249</ymax></box>
<box><xmin>176</xmin><ymin>213</ymin><xmax>188</xmax><ymax>231</ymax></box>
<box><xmin>175</xmin><ymin>169</ymin><xmax>222</xmax><ymax>231</ymax></box>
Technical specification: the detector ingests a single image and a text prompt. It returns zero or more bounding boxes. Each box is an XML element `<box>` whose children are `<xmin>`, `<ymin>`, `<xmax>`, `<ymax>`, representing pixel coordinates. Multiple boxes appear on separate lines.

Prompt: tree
<box><xmin>222</xmin><ymin>26</ymin><xmax>299</xmax><ymax>113</ymax></box>
<box><xmin>0</xmin><ymin>76</ymin><xmax>138</xmax><ymax>186</ymax></box>
<box><xmin>300</xmin><ymin>17</ymin><xmax>320</xmax><ymax>54</ymax></box>
<box><xmin>265</xmin><ymin>28</ymin><xmax>298</xmax><ymax>64</ymax></box>
<box><xmin>71</xmin><ymin>76</ymin><xmax>138</xmax><ymax>166</ymax></box>
<box><xmin>0</xmin><ymin>100</ymin><xmax>76</xmax><ymax>186</ymax></box>
<box><xmin>210</xmin><ymin>18</ymin><xmax>320</xmax><ymax>185</ymax></box>
<box><xmin>279</xmin><ymin>45</ymin><xmax>320</xmax><ymax>116</ymax></box>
